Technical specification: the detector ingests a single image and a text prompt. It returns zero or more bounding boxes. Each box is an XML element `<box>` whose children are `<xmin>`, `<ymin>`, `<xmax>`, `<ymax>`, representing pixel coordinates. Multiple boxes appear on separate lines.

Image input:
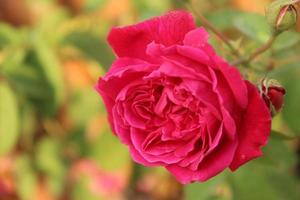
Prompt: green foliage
<box><xmin>233</xmin><ymin>13</ymin><xmax>271</xmax><ymax>43</ymax></box>
<box><xmin>85</xmin><ymin>0</ymin><xmax>106</xmax><ymax>12</ymax></box>
<box><xmin>185</xmin><ymin>173</ymin><xmax>226</xmax><ymax>200</ymax></box>
<box><xmin>207</xmin><ymin>9</ymin><xmax>242</xmax><ymax>31</ymax></box>
<box><xmin>69</xmin><ymin>89</ymin><xmax>104</xmax><ymax>126</ymax></box>
<box><xmin>0</xmin><ymin>0</ymin><xmax>300</xmax><ymax>200</ymax></box>
<box><xmin>271</xmin><ymin>63</ymin><xmax>300</xmax><ymax>135</ymax></box>
<box><xmin>0</xmin><ymin>82</ymin><xmax>20</xmax><ymax>155</ymax></box>
<box><xmin>273</xmin><ymin>31</ymin><xmax>300</xmax><ymax>50</ymax></box>
<box><xmin>0</xmin><ymin>24</ymin><xmax>20</xmax><ymax>48</ymax></box>
<box><xmin>35</xmin><ymin>137</ymin><xmax>66</xmax><ymax>178</ymax></box>
<box><xmin>185</xmin><ymin>137</ymin><xmax>300</xmax><ymax>200</ymax></box>
<box><xmin>71</xmin><ymin>176</ymin><xmax>104</xmax><ymax>200</ymax></box>
<box><xmin>63</xmin><ymin>31</ymin><xmax>114</xmax><ymax>69</ymax></box>
<box><xmin>88</xmin><ymin>130</ymin><xmax>131</xmax><ymax>172</ymax></box>
<box><xmin>132</xmin><ymin>0</ymin><xmax>172</xmax><ymax>19</ymax></box>
<box><xmin>32</xmin><ymin>41</ymin><xmax>65</xmax><ymax>115</ymax></box>
<box><xmin>229</xmin><ymin>157</ymin><xmax>299</xmax><ymax>200</ymax></box>
<box><xmin>15</xmin><ymin>155</ymin><xmax>38</xmax><ymax>200</ymax></box>
<box><xmin>19</xmin><ymin>104</ymin><xmax>37</xmax><ymax>149</ymax></box>
<box><xmin>185</xmin><ymin>137</ymin><xmax>299</xmax><ymax>200</ymax></box>
<box><xmin>35</xmin><ymin>137</ymin><xmax>67</xmax><ymax>196</ymax></box>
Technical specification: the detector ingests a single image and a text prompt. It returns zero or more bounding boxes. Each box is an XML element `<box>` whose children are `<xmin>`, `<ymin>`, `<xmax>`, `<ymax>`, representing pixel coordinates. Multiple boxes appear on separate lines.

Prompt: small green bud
<box><xmin>266</xmin><ymin>0</ymin><xmax>298</xmax><ymax>33</ymax></box>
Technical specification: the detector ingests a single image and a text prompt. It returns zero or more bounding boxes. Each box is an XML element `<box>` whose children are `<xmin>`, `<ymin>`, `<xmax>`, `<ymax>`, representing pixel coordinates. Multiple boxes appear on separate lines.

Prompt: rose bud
<box><xmin>266</xmin><ymin>0</ymin><xmax>298</xmax><ymax>33</ymax></box>
<box><xmin>260</xmin><ymin>79</ymin><xmax>286</xmax><ymax>116</ymax></box>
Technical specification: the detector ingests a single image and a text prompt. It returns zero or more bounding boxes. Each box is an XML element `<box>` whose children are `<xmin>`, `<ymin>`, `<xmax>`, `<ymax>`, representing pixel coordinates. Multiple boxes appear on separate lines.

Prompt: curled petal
<box><xmin>183</xmin><ymin>27</ymin><xmax>209</xmax><ymax>48</ymax></box>
<box><xmin>167</xmin><ymin>135</ymin><xmax>238</xmax><ymax>184</ymax></box>
<box><xmin>130</xmin><ymin>128</ymin><xmax>182</xmax><ymax>165</ymax></box>
<box><xmin>96</xmin><ymin>58</ymin><xmax>155</xmax><ymax>133</ymax></box>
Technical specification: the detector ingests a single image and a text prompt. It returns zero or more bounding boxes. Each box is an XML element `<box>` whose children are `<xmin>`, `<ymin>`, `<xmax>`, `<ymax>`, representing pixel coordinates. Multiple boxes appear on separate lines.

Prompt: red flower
<box><xmin>96</xmin><ymin>11</ymin><xmax>272</xmax><ymax>184</ymax></box>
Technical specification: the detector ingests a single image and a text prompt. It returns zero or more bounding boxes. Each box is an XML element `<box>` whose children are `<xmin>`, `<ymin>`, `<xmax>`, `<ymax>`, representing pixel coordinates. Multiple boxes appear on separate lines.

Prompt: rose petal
<box><xmin>96</xmin><ymin>58</ymin><xmax>156</xmax><ymax>133</ymax></box>
<box><xmin>130</xmin><ymin>128</ymin><xmax>182</xmax><ymax>164</ymax></box>
<box><xmin>179</xmin><ymin>123</ymin><xmax>223</xmax><ymax>171</ymax></box>
<box><xmin>112</xmin><ymin>104</ymin><xmax>131</xmax><ymax>144</ymax></box>
<box><xmin>96</xmin><ymin>58</ymin><xmax>154</xmax><ymax>101</ymax></box>
<box><xmin>229</xmin><ymin>81</ymin><xmax>271</xmax><ymax>171</ymax></box>
<box><xmin>107</xmin><ymin>11</ymin><xmax>196</xmax><ymax>62</ymax></box>
<box><xmin>183</xmin><ymin>27</ymin><xmax>209</xmax><ymax>47</ymax></box>
<box><xmin>167</xmin><ymin>136</ymin><xmax>238</xmax><ymax>184</ymax></box>
<box><xmin>129</xmin><ymin>146</ymin><xmax>161</xmax><ymax>167</ymax></box>
<box><xmin>176</xmin><ymin>45</ymin><xmax>210</xmax><ymax>64</ymax></box>
<box><xmin>146</xmin><ymin>42</ymin><xmax>213</xmax><ymax>82</ymax></box>
<box><xmin>129</xmin><ymin>128</ymin><xmax>164</xmax><ymax>166</ymax></box>
<box><xmin>212</xmin><ymin>56</ymin><xmax>248</xmax><ymax>109</ymax></box>
<box><xmin>177</xmin><ymin>46</ymin><xmax>248</xmax><ymax>109</ymax></box>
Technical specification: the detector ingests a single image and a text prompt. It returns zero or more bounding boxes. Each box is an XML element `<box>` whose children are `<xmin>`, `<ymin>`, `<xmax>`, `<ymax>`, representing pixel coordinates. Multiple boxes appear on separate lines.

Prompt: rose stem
<box><xmin>232</xmin><ymin>33</ymin><xmax>279</xmax><ymax>66</ymax></box>
<box><xmin>184</xmin><ymin>2</ymin><xmax>242</xmax><ymax>59</ymax></box>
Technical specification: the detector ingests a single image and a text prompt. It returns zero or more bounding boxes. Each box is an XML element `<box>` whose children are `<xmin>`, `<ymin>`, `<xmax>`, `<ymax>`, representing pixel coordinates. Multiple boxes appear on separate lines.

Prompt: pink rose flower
<box><xmin>96</xmin><ymin>11</ymin><xmax>272</xmax><ymax>184</ymax></box>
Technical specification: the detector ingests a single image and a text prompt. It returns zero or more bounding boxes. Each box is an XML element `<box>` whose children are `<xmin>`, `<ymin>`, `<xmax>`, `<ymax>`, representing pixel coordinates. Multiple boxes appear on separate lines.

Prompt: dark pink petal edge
<box><xmin>107</xmin><ymin>10</ymin><xmax>196</xmax><ymax>62</ymax></box>
<box><xmin>230</xmin><ymin>81</ymin><xmax>272</xmax><ymax>171</ymax></box>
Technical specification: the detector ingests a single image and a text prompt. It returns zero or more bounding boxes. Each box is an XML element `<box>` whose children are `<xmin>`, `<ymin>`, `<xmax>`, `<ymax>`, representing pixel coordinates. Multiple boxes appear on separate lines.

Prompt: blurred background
<box><xmin>0</xmin><ymin>0</ymin><xmax>300</xmax><ymax>199</ymax></box>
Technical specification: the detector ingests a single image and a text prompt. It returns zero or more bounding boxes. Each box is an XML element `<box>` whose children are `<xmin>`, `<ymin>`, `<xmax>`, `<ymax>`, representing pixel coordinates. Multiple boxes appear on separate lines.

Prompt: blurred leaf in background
<box><xmin>0</xmin><ymin>82</ymin><xmax>19</xmax><ymax>156</ymax></box>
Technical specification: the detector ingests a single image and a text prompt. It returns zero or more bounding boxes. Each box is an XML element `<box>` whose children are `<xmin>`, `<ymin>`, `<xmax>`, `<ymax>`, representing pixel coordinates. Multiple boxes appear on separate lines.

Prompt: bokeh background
<box><xmin>0</xmin><ymin>0</ymin><xmax>300</xmax><ymax>199</ymax></box>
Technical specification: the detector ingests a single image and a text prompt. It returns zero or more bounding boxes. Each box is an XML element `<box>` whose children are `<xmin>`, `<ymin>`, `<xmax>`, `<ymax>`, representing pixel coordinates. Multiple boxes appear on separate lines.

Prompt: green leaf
<box><xmin>19</xmin><ymin>104</ymin><xmax>37</xmax><ymax>149</ymax></box>
<box><xmin>229</xmin><ymin>165</ymin><xmax>278</xmax><ymax>200</ymax></box>
<box><xmin>21</xmin><ymin>42</ymin><xmax>65</xmax><ymax>116</ymax></box>
<box><xmin>33</xmin><ymin>42</ymin><xmax>65</xmax><ymax>115</ymax></box>
<box><xmin>0</xmin><ymin>82</ymin><xmax>20</xmax><ymax>155</ymax></box>
<box><xmin>85</xmin><ymin>0</ymin><xmax>106</xmax><ymax>12</ymax></box>
<box><xmin>273</xmin><ymin>31</ymin><xmax>300</xmax><ymax>51</ymax></box>
<box><xmin>69</xmin><ymin>89</ymin><xmax>104</xmax><ymax>126</ymax></box>
<box><xmin>35</xmin><ymin>137</ymin><xmax>66</xmax><ymax>177</ymax></box>
<box><xmin>229</xmin><ymin>136</ymin><xmax>299</xmax><ymax>200</ymax></box>
<box><xmin>15</xmin><ymin>155</ymin><xmax>38</xmax><ymax>200</ymax></box>
<box><xmin>0</xmin><ymin>23</ymin><xmax>20</xmax><ymax>48</ymax></box>
<box><xmin>257</xmin><ymin>136</ymin><xmax>297</xmax><ymax>168</ymax></box>
<box><xmin>35</xmin><ymin>137</ymin><xmax>67</xmax><ymax>197</ymax></box>
<box><xmin>34</xmin><ymin>7</ymin><xmax>68</xmax><ymax>42</ymax></box>
<box><xmin>282</xmin><ymin>80</ymin><xmax>300</xmax><ymax>135</ymax></box>
<box><xmin>233</xmin><ymin>13</ymin><xmax>271</xmax><ymax>43</ymax></box>
<box><xmin>271</xmin><ymin>130</ymin><xmax>296</xmax><ymax>140</ymax></box>
<box><xmin>185</xmin><ymin>172</ymin><xmax>226</xmax><ymax>200</ymax></box>
<box><xmin>88</xmin><ymin>129</ymin><xmax>131</xmax><ymax>172</ymax></box>
<box><xmin>3</xmin><ymin>27</ymin><xmax>65</xmax><ymax>116</ymax></box>
<box><xmin>2</xmin><ymin>34</ymin><xmax>64</xmax><ymax>115</ymax></box>
<box><xmin>1</xmin><ymin>48</ymin><xmax>27</xmax><ymax>73</ymax></box>
<box><xmin>132</xmin><ymin>0</ymin><xmax>171</xmax><ymax>19</ymax></box>
<box><xmin>207</xmin><ymin>9</ymin><xmax>242</xmax><ymax>31</ymax></box>
<box><xmin>6</xmin><ymin>63</ymin><xmax>51</xmax><ymax>100</ymax></box>
<box><xmin>229</xmin><ymin>163</ymin><xmax>299</xmax><ymax>200</ymax></box>
<box><xmin>71</xmin><ymin>176</ymin><xmax>104</xmax><ymax>200</ymax></box>
<box><xmin>63</xmin><ymin>31</ymin><xmax>114</xmax><ymax>69</ymax></box>
<box><xmin>271</xmin><ymin>64</ymin><xmax>300</xmax><ymax>135</ymax></box>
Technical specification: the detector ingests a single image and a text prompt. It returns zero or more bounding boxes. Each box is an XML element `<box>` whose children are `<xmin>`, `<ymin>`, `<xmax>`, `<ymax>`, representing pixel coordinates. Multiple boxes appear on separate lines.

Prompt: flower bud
<box><xmin>260</xmin><ymin>79</ymin><xmax>286</xmax><ymax>116</ymax></box>
<box><xmin>266</xmin><ymin>0</ymin><xmax>298</xmax><ymax>33</ymax></box>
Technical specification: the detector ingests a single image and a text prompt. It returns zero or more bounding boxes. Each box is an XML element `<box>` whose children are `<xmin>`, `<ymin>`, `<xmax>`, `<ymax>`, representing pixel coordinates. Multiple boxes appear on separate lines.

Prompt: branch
<box><xmin>232</xmin><ymin>33</ymin><xmax>279</xmax><ymax>66</ymax></box>
<box><xmin>185</xmin><ymin>3</ymin><xmax>242</xmax><ymax>58</ymax></box>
